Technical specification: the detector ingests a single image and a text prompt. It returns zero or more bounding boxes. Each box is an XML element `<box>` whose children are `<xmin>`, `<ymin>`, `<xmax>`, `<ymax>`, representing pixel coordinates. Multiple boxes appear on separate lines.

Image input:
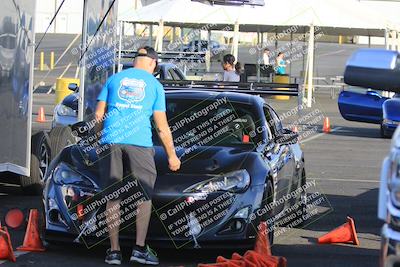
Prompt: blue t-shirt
<box><xmin>97</xmin><ymin>68</ymin><xmax>165</xmax><ymax>147</ymax></box>
<box><xmin>276</xmin><ymin>60</ymin><xmax>286</xmax><ymax>75</ymax></box>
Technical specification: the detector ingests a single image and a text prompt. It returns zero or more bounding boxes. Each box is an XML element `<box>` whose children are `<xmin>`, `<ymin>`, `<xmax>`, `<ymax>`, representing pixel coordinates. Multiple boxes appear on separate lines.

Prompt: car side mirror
<box><xmin>68</xmin><ymin>83</ymin><xmax>79</xmax><ymax>92</ymax></box>
<box><xmin>275</xmin><ymin>129</ymin><xmax>299</xmax><ymax>145</ymax></box>
<box><xmin>344</xmin><ymin>49</ymin><xmax>400</xmax><ymax>92</ymax></box>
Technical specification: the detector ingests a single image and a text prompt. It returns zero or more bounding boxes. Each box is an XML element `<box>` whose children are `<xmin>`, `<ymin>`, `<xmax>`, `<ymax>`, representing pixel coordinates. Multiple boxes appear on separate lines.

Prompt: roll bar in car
<box><xmin>161</xmin><ymin>80</ymin><xmax>303</xmax><ymax>117</ymax></box>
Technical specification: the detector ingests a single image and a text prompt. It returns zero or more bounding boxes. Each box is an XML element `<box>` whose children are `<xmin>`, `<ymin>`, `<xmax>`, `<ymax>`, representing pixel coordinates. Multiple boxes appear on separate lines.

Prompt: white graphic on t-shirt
<box><xmin>118</xmin><ymin>78</ymin><xmax>146</xmax><ymax>103</ymax></box>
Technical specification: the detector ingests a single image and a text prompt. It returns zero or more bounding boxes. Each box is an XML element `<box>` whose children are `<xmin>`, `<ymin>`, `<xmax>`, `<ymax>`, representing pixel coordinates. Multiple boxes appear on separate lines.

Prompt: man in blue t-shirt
<box><xmin>95</xmin><ymin>46</ymin><xmax>180</xmax><ymax>265</ymax></box>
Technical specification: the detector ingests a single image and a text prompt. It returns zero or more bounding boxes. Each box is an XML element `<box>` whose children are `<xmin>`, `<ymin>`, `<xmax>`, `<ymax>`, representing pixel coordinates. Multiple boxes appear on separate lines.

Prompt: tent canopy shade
<box><xmin>120</xmin><ymin>21</ymin><xmax>386</xmax><ymax>37</ymax></box>
<box><xmin>118</xmin><ymin>0</ymin><xmax>400</xmax><ymax>37</ymax></box>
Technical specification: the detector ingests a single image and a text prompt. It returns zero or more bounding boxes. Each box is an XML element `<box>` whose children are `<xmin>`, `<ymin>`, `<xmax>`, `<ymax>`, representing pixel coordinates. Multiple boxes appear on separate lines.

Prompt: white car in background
<box><xmin>343</xmin><ymin>48</ymin><xmax>400</xmax><ymax>266</ymax></box>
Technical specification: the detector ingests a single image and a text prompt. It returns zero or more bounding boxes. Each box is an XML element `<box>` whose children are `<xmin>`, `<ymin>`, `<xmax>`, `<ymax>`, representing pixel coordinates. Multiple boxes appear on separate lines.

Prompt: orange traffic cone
<box><xmin>0</xmin><ymin>226</ymin><xmax>16</xmax><ymax>262</ymax></box>
<box><xmin>323</xmin><ymin>117</ymin><xmax>331</xmax><ymax>133</ymax></box>
<box><xmin>254</xmin><ymin>222</ymin><xmax>272</xmax><ymax>256</ymax></box>
<box><xmin>36</xmin><ymin>107</ymin><xmax>46</xmax><ymax>123</ymax></box>
<box><xmin>17</xmin><ymin>209</ymin><xmax>45</xmax><ymax>252</ymax></box>
<box><xmin>318</xmin><ymin>216</ymin><xmax>359</xmax><ymax>246</ymax></box>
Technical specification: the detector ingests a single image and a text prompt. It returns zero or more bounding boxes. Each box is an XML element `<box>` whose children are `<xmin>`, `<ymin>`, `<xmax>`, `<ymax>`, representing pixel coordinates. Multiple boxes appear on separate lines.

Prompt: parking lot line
<box><xmin>312</xmin><ymin>177</ymin><xmax>380</xmax><ymax>183</ymax></box>
<box><xmin>301</xmin><ymin>127</ymin><xmax>343</xmax><ymax>144</ymax></box>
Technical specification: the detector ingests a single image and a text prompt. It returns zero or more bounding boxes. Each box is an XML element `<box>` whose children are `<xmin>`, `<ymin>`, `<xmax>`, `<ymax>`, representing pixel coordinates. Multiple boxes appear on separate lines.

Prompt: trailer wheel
<box><xmin>20</xmin><ymin>131</ymin><xmax>51</xmax><ymax>195</ymax></box>
<box><xmin>49</xmin><ymin>126</ymin><xmax>76</xmax><ymax>160</ymax></box>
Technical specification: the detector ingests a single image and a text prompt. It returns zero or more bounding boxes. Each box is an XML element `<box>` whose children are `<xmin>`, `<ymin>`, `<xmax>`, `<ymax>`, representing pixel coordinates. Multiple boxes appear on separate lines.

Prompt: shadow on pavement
<box><xmin>303</xmin><ymin>188</ymin><xmax>382</xmax><ymax>236</ymax></box>
<box><xmin>273</xmin><ymin>243</ymin><xmax>379</xmax><ymax>267</ymax></box>
<box><xmin>329</xmin><ymin>125</ymin><xmax>382</xmax><ymax>139</ymax></box>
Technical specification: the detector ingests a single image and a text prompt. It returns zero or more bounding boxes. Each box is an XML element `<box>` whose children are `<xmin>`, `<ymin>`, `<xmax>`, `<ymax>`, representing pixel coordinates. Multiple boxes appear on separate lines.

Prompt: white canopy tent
<box><xmin>118</xmin><ymin>0</ymin><xmax>400</xmax><ymax>107</ymax></box>
<box><xmin>118</xmin><ymin>0</ymin><xmax>399</xmax><ymax>35</ymax></box>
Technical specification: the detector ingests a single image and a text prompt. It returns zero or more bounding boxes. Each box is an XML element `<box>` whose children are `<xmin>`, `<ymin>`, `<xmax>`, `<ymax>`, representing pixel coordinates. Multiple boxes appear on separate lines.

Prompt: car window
<box><xmin>270</xmin><ymin>108</ymin><xmax>283</xmax><ymax>134</ymax></box>
<box><xmin>152</xmin><ymin>99</ymin><xmax>262</xmax><ymax>147</ymax></box>
<box><xmin>263</xmin><ymin>105</ymin><xmax>282</xmax><ymax>139</ymax></box>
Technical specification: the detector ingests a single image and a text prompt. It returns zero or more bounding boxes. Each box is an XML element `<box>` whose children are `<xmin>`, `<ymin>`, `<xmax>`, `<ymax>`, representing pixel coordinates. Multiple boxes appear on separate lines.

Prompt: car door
<box><xmin>263</xmin><ymin>106</ymin><xmax>295</xmax><ymax>215</ymax></box>
<box><xmin>338</xmin><ymin>87</ymin><xmax>389</xmax><ymax>124</ymax></box>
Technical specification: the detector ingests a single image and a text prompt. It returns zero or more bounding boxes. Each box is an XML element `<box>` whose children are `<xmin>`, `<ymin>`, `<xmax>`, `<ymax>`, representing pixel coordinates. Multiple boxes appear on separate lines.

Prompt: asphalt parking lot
<box><xmin>0</xmin><ymin>91</ymin><xmax>388</xmax><ymax>266</ymax></box>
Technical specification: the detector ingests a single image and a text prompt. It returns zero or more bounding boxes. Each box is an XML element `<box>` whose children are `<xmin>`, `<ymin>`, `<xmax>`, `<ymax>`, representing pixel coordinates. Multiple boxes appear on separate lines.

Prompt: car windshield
<box><xmin>152</xmin><ymin>98</ymin><xmax>262</xmax><ymax>148</ymax></box>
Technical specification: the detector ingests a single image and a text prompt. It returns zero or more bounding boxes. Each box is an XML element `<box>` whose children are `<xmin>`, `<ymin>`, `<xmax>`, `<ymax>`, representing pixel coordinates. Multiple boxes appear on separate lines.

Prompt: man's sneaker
<box><xmin>130</xmin><ymin>245</ymin><xmax>159</xmax><ymax>265</ymax></box>
<box><xmin>105</xmin><ymin>249</ymin><xmax>122</xmax><ymax>265</ymax></box>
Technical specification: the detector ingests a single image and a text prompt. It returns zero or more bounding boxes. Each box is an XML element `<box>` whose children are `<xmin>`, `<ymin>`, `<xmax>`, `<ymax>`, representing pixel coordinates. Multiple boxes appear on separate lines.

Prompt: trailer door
<box><xmin>0</xmin><ymin>0</ymin><xmax>36</xmax><ymax>176</ymax></box>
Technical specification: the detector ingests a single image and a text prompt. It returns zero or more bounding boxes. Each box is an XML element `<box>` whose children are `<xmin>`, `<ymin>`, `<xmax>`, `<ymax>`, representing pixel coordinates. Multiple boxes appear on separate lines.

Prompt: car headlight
<box><xmin>57</xmin><ymin>104</ymin><xmax>76</xmax><ymax>116</ymax></box>
<box><xmin>184</xmin><ymin>170</ymin><xmax>250</xmax><ymax>193</ymax></box>
<box><xmin>391</xmin><ymin>188</ymin><xmax>400</xmax><ymax>207</ymax></box>
<box><xmin>383</xmin><ymin>119</ymin><xmax>400</xmax><ymax>125</ymax></box>
<box><xmin>391</xmin><ymin>151</ymin><xmax>400</xmax><ymax>180</ymax></box>
<box><xmin>53</xmin><ymin>163</ymin><xmax>94</xmax><ymax>187</ymax></box>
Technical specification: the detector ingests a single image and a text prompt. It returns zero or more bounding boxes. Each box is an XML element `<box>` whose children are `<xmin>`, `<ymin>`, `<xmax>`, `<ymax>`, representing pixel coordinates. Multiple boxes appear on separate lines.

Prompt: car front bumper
<box><xmin>381</xmin><ymin>223</ymin><xmax>400</xmax><ymax>265</ymax></box>
<box><xmin>382</xmin><ymin>123</ymin><xmax>399</xmax><ymax>137</ymax></box>
<box><xmin>44</xmin><ymin>179</ymin><xmax>266</xmax><ymax>249</ymax></box>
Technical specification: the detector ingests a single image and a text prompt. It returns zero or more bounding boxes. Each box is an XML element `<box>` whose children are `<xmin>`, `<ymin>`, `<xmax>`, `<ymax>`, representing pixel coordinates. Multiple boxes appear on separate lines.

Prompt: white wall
<box><xmin>35</xmin><ymin>0</ymin><xmax>84</xmax><ymax>33</ymax></box>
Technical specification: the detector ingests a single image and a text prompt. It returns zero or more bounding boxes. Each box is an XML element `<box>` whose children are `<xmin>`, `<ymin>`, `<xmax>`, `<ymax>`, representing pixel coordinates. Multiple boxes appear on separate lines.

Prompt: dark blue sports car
<box><xmin>338</xmin><ymin>87</ymin><xmax>400</xmax><ymax>138</ymax></box>
<box><xmin>42</xmin><ymin>89</ymin><xmax>306</xmax><ymax>249</ymax></box>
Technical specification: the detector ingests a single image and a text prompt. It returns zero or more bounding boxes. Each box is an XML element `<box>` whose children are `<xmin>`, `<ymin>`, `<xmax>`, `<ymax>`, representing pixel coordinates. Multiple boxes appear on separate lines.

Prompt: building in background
<box><xmin>35</xmin><ymin>0</ymin><xmax>158</xmax><ymax>33</ymax></box>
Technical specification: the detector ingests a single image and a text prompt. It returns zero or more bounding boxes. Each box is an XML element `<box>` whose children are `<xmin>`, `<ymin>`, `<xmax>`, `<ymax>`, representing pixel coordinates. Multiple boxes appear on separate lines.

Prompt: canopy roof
<box><xmin>118</xmin><ymin>0</ymin><xmax>400</xmax><ymax>36</ymax></box>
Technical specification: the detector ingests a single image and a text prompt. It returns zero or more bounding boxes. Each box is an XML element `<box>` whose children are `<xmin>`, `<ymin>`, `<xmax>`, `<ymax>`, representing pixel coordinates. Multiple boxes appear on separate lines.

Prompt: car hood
<box><xmin>65</xmin><ymin>144</ymin><xmax>259</xmax><ymax>192</ymax></box>
<box><xmin>154</xmin><ymin>145</ymin><xmax>255</xmax><ymax>175</ymax></box>
<box><xmin>384</xmin><ymin>99</ymin><xmax>400</xmax><ymax>121</ymax></box>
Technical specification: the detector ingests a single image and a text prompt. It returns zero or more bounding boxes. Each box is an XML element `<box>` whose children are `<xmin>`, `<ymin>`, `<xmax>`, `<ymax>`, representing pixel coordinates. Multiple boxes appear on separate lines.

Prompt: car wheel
<box><xmin>49</xmin><ymin>126</ymin><xmax>76</xmax><ymax>160</ymax></box>
<box><xmin>260</xmin><ymin>179</ymin><xmax>274</xmax><ymax>245</ymax></box>
<box><xmin>20</xmin><ymin>131</ymin><xmax>51</xmax><ymax>195</ymax></box>
<box><xmin>380</xmin><ymin>123</ymin><xmax>389</xmax><ymax>139</ymax></box>
<box><xmin>296</xmin><ymin>169</ymin><xmax>308</xmax><ymax>227</ymax></box>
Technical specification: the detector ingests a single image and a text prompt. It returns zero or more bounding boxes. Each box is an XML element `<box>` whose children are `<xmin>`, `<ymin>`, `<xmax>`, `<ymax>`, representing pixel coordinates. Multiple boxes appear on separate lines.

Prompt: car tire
<box><xmin>260</xmin><ymin>179</ymin><xmax>274</xmax><ymax>245</ymax></box>
<box><xmin>49</xmin><ymin>126</ymin><xmax>76</xmax><ymax>160</ymax></box>
<box><xmin>295</xmin><ymin>169</ymin><xmax>308</xmax><ymax>228</ymax></box>
<box><xmin>380</xmin><ymin>123</ymin><xmax>390</xmax><ymax>139</ymax></box>
<box><xmin>20</xmin><ymin>131</ymin><xmax>51</xmax><ymax>195</ymax></box>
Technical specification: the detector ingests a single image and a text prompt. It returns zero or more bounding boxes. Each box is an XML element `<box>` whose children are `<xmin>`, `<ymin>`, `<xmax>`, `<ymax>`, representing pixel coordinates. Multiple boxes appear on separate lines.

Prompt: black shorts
<box><xmin>100</xmin><ymin>144</ymin><xmax>157</xmax><ymax>201</ymax></box>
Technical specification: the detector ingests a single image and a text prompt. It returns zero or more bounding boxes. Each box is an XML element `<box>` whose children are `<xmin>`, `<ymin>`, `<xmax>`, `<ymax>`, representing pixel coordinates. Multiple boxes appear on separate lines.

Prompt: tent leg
<box><xmin>385</xmin><ymin>28</ymin><xmax>389</xmax><ymax>50</ymax></box>
<box><xmin>180</xmin><ymin>27</ymin><xmax>184</xmax><ymax>52</ymax></box>
<box><xmin>307</xmin><ymin>24</ymin><xmax>314</xmax><ymax>108</ymax></box>
<box><xmin>368</xmin><ymin>35</ymin><xmax>371</xmax><ymax>48</ymax></box>
<box><xmin>302</xmin><ymin>27</ymin><xmax>306</xmax><ymax>75</ymax></box>
<box><xmin>232</xmin><ymin>21</ymin><xmax>239</xmax><ymax>62</ymax></box>
<box><xmin>206</xmin><ymin>29</ymin><xmax>211</xmax><ymax>72</ymax></box>
<box><xmin>289</xmin><ymin>31</ymin><xmax>293</xmax><ymax>77</ymax></box>
<box><xmin>149</xmin><ymin>24</ymin><xmax>153</xmax><ymax>47</ymax></box>
<box><xmin>256</xmin><ymin>29</ymin><xmax>261</xmax><ymax>82</ymax></box>
<box><xmin>117</xmin><ymin>20</ymin><xmax>123</xmax><ymax>72</ymax></box>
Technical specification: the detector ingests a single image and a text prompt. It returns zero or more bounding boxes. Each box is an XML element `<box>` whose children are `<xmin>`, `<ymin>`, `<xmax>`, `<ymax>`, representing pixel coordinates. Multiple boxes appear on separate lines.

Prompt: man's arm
<box><xmin>95</xmin><ymin>101</ymin><xmax>107</xmax><ymax>122</ymax></box>
<box><xmin>153</xmin><ymin>111</ymin><xmax>181</xmax><ymax>171</ymax></box>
